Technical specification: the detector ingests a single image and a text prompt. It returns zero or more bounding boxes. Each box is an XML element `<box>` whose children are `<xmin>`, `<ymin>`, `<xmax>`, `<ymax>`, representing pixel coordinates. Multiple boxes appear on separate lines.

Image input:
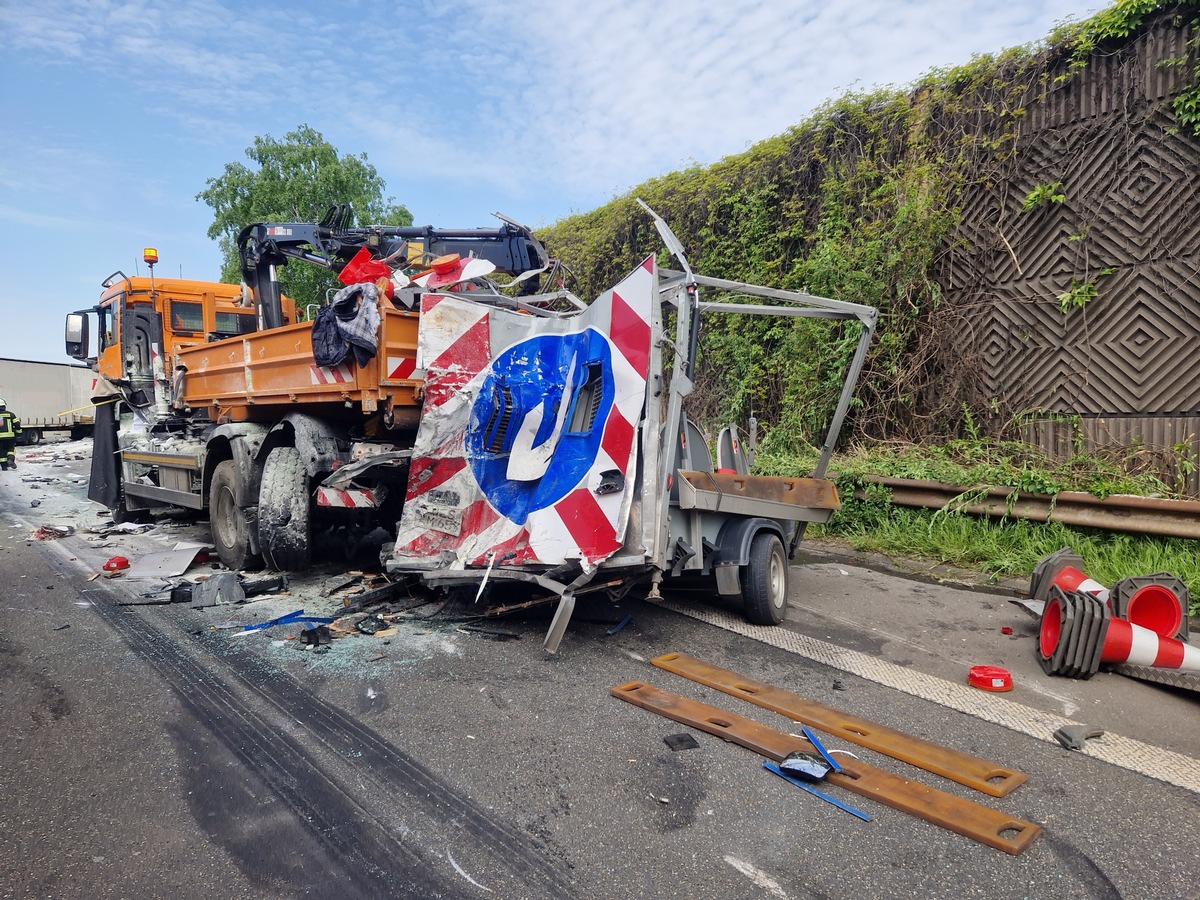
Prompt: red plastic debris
<box><xmin>968</xmin><ymin>665</ymin><xmax>1013</xmax><ymax>692</ymax></box>
<box><xmin>103</xmin><ymin>556</ymin><xmax>130</xmax><ymax>572</ymax></box>
<box><xmin>338</xmin><ymin>247</ymin><xmax>394</xmax><ymax>297</ymax></box>
<box><xmin>1001</xmin><ymin>626</ymin><xmax>1014</xmax><ymax>635</ymax></box>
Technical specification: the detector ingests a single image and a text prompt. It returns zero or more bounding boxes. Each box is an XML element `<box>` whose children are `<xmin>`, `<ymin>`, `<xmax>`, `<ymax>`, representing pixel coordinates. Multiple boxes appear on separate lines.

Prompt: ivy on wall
<box><xmin>540</xmin><ymin>1</ymin><xmax>1200</xmax><ymax>455</ymax></box>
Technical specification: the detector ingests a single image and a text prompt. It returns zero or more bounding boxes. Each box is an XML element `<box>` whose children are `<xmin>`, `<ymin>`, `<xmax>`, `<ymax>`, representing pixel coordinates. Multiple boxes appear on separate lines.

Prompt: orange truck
<box><xmin>65</xmin><ymin>207</ymin><xmax>548</xmax><ymax>570</ymax></box>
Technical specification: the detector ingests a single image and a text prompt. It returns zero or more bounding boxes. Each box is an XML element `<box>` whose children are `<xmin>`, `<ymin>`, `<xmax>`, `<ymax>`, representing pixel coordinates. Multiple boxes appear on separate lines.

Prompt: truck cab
<box><xmin>67</xmin><ymin>267</ymin><xmax>296</xmax><ymax>412</ymax></box>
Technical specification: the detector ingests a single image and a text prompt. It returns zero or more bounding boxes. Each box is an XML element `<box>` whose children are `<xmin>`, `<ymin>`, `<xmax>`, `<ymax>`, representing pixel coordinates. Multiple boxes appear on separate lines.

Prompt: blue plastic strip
<box><xmin>243</xmin><ymin>609</ymin><xmax>306</xmax><ymax>632</ymax></box>
<box><xmin>607</xmin><ymin>614</ymin><xmax>633</xmax><ymax>635</ymax></box>
<box><xmin>763</xmin><ymin>762</ymin><xmax>871</xmax><ymax>822</ymax></box>
<box><xmin>800</xmin><ymin>724</ymin><xmax>843</xmax><ymax>773</ymax></box>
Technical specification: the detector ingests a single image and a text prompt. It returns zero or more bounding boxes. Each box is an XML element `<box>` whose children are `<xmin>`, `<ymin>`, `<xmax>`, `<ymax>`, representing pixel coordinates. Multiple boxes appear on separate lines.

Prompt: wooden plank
<box><xmin>651</xmin><ymin>652</ymin><xmax>1026</xmax><ymax>798</ymax></box>
<box><xmin>611</xmin><ymin>681</ymin><xmax>1040</xmax><ymax>856</ymax></box>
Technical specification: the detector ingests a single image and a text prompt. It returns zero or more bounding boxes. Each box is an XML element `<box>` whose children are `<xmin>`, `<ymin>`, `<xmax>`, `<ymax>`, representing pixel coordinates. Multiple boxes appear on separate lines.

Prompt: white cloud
<box><xmin>1</xmin><ymin>0</ymin><xmax>1098</xmax><ymax>208</ymax></box>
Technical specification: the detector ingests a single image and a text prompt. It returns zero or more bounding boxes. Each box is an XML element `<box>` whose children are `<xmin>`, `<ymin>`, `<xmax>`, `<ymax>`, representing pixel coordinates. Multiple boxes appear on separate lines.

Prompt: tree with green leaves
<box><xmin>196</xmin><ymin>124</ymin><xmax>412</xmax><ymax>309</ymax></box>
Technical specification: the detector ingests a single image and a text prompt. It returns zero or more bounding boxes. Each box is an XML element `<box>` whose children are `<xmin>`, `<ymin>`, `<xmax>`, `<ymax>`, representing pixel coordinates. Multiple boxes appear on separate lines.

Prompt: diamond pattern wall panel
<box><xmin>942</xmin><ymin>13</ymin><xmax>1200</xmax><ymax>425</ymax></box>
<box><xmin>980</xmin><ymin>259</ymin><xmax>1200</xmax><ymax>415</ymax></box>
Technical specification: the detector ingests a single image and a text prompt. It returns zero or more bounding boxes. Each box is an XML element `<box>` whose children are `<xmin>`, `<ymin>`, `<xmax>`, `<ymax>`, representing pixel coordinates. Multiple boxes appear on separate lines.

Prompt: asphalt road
<box><xmin>1</xmin><ymin>442</ymin><xmax>1198</xmax><ymax>899</ymax></box>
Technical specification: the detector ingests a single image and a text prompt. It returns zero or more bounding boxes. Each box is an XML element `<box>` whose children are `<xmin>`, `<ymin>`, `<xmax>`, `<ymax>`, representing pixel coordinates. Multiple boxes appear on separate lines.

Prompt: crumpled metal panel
<box><xmin>391</xmin><ymin>258</ymin><xmax>655</xmax><ymax>573</ymax></box>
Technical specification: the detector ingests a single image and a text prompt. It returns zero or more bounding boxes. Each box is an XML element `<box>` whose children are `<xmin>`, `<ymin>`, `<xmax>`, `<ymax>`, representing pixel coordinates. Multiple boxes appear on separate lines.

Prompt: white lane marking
<box><xmin>724</xmin><ymin>856</ymin><xmax>788</xmax><ymax>899</ymax></box>
<box><xmin>662</xmin><ymin>600</ymin><xmax>1200</xmax><ymax>795</ymax></box>
<box><xmin>1010</xmin><ymin>680</ymin><xmax>1081</xmax><ymax>717</ymax></box>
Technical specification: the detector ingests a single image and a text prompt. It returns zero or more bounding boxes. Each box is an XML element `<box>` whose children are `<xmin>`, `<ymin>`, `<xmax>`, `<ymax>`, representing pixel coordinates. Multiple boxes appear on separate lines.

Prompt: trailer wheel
<box><xmin>210</xmin><ymin>460</ymin><xmax>261</xmax><ymax>571</ymax></box>
<box><xmin>742</xmin><ymin>531</ymin><xmax>788</xmax><ymax>625</ymax></box>
<box><xmin>258</xmin><ymin>446</ymin><xmax>311</xmax><ymax>572</ymax></box>
<box><xmin>25</xmin><ymin>429</ymin><xmax>41</xmax><ymax>446</ymax></box>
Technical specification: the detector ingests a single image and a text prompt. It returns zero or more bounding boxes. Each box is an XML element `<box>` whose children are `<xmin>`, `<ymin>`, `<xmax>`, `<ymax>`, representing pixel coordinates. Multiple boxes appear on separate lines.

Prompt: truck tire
<box><xmin>210</xmin><ymin>460</ymin><xmax>262</xmax><ymax>571</ymax></box>
<box><xmin>742</xmin><ymin>531</ymin><xmax>788</xmax><ymax>625</ymax></box>
<box><xmin>258</xmin><ymin>446</ymin><xmax>311</xmax><ymax>572</ymax></box>
<box><xmin>25</xmin><ymin>429</ymin><xmax>41</xmax><ymax>446</ymax></box>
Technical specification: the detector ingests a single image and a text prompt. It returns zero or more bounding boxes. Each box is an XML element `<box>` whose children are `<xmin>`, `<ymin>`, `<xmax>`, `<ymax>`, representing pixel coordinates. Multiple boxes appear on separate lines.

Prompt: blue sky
<box><xmin>1</xmin><ymin>0</ymin><xmax>1100</xmax><ymax>365</ymax></box>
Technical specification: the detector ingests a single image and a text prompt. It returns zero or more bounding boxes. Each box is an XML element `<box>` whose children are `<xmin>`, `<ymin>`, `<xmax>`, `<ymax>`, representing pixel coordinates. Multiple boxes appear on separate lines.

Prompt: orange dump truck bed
<box><xmin>177</xmin><ymin>307</ymin><xmax>422</xmax><ymax>422</ymax></box>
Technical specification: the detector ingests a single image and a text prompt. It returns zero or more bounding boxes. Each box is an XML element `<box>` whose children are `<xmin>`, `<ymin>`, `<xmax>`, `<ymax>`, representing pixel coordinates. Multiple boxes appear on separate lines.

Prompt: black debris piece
<box><xmin>300</xmin><ymin>625</ymin><xmax>332</xmax><ymax>646</ymax></box>
<box><xmin>663</xmin><ymin>733</ymin><xmax>700</xmax><ymax>752</ymax></box>
<box><xmin>1054</xmin><ymin>724</ymin><xmax>1105</xmax><ymax>751</ymax></box>
<box><xmin>356</xmin><ymin>614</ymin><xmax>387</xmax><ymax>635</ymax></box>
<box><xmin>458</xmin><ymin>624</ymin><xmax>521</xmax><ymax>641</ymax></box>
<box><xmin>240</xmin><ymin>574</ymin><xmax>289</xmax><ymax>598</ymax></box>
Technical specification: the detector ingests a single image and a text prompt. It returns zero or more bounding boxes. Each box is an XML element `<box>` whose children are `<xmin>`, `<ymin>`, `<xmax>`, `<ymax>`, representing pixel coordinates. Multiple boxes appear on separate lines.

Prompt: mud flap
<box><xmin>88</xmin><ymin>400</ymin><xmax>121</xmax><ymax>509</ymax></box>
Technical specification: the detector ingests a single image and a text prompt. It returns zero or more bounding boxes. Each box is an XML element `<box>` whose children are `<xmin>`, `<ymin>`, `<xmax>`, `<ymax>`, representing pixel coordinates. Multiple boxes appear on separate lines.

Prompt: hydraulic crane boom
<box><xmin>237</xmin><ymin>203</ymin><xmax>549</xmax><ymax>329</ymax></box>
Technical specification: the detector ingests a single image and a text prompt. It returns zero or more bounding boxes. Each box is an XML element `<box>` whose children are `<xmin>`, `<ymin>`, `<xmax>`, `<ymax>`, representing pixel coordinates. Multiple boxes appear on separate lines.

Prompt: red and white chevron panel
<box><xmin>316</xmin><ymin>486</ymin><xmax>380</xmax><ymax>508</ymax></box>
<box><xmin>387</xmin><ymin>356</ymin><xmax>418</xmax><ymax>380</ymax></box>
<box><xmin>310</xmin><ymin>363</ymin><xmax>354</xmax><ymax>385</ymax></box>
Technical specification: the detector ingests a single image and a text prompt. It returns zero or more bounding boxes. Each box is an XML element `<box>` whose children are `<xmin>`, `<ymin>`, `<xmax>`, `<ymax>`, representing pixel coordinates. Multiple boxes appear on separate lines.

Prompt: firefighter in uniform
<box><xmin>0</xmin><ymin>398</ymin><xmax>21</xmax><ymax>470</ymax></box>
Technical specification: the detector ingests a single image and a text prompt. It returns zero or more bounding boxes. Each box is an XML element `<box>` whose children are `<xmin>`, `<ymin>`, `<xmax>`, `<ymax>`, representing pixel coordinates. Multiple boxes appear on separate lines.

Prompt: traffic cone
<box><xmin>1099</xmin><ymin>617</ymin><xmax>1200</xmax><ymax>673</ymax></box>
<box><xmin>1038</xmin><ymin>587</ymin><xmax>1200</xmax><ymax>679</ymax></box>
<box><xmin>1109</xmin><ymin>574</ymin><xmax>1189</xmax><ymax>642</ymax></box>
<box><xmin>1048</xmin><ymin>565</ymin><xmax>1110</xmax><ymax>603</ymax></box>
<box><xmin>1038</xmin><ymin>588</ymin><xmax>1108</xmax><ymax>679</ymax></box>
<box><xmin>1030</xmin><ymin>549</ymin><xmax>1188</xmax><ymax>640</ymax></box>
<box><xmin>1029</xmin><ymin>548</ymin><xmax>1108</xmax><ymax>602</ymax></box>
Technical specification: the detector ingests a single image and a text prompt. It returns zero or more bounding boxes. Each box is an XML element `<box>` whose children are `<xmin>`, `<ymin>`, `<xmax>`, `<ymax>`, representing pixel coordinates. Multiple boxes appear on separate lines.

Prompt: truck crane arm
<box><xmin>236</xmin><ymin>204</ymin><xmax>549</xmax><ymax>329</ymax></box>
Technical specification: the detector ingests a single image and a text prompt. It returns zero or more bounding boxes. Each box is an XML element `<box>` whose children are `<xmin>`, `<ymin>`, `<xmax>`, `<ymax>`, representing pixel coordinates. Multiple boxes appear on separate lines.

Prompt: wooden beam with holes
<box><xmin>652</xmin><ymin>652</ymin><xmax>1026</xmax><ymax>798</ymax></box>
<box><xmin>611</xmin><ymin>680</ymin><xmax>1040</xmax><ymax>856</ymax></box>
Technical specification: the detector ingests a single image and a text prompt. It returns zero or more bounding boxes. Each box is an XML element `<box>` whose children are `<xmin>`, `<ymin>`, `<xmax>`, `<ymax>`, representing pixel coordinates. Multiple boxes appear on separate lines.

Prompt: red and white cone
<box><xmin>1100</xmin><ymin>618</ymin><xmax>1200</xmax><ymax>673</ymax></box>
<box><xmin>1110</xmin><ymin>576</ymin><xmax>1187</xmax><ymax>641</ymax></box>
<box><xmin>1031</xmin><ymin>550</ymin><xmax>1186</xmax><ymax>639</ymax></box>
<box><xmin>1049</xmin><ymin>565</ymin><xmax>1110</xmax><ymax>604</ymax></box>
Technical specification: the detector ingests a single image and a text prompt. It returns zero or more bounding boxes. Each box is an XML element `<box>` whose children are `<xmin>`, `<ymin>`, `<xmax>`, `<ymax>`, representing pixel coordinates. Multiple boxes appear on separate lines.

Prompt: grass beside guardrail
<box><xmin>756</xmin><ymin>440</ymin><xmax>1200</xmax><ymax>616</ymax></box>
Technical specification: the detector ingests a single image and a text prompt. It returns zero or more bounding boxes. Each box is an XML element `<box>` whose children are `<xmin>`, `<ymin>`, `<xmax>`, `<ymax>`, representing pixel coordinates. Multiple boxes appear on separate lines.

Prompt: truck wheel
<box><xmin>25</xmin><ymin>429</ymin><xmax>41</xmax><ymax>446</ymax></box>
<box><xmin>742</xmin><ymin>532</ymin><xmax>788</xmax><ymax>625</ymax></box>
<box><xmin>258</xmin><ymin>446</ymin><xmax>311</xmax><ymax>572</ymax></box>
<box><xmin>210</xmin><ymin>460</ymin><xmax>261</xmax><ymax>571</ymax></box>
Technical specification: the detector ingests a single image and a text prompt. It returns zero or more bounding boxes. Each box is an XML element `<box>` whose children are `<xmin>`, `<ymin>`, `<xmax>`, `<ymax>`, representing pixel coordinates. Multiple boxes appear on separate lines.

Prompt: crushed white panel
<box><xmin>125</xmin><ymin>546</ymin><xmax>205</xmax><ymax>578</ymax></box>
<box><xmin>661</xmin><ymin>600</ymin><xmax>1200</xmax><ymax>796</ymax></box>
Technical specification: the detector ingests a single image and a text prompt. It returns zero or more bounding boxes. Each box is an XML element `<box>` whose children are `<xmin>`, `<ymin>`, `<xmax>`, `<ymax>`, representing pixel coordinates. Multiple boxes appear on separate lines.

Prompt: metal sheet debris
<box><xmin>126</xmin><ymin>546</ymin><xmax>206</xmax><ymax>579</ymax></box>
<box><xmin>764</xmin><ymin>761</ymin><xmax>870</xmax><ymax>822</ymax></box>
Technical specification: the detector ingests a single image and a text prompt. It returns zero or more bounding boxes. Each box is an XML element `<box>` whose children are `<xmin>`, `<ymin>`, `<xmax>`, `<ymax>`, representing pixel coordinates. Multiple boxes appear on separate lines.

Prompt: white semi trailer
<box><xmin>0</xmin><ymin>357</ymin><xmax>96</xmax><ymax>443</ymax></box>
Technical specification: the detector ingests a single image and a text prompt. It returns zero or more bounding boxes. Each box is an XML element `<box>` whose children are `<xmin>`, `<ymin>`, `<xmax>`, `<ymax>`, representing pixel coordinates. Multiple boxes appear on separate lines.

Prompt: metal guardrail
<box><xmin>854</xmin><ymin>477</ymin><xmax>1200</xmax><ymax>540</ymax></box>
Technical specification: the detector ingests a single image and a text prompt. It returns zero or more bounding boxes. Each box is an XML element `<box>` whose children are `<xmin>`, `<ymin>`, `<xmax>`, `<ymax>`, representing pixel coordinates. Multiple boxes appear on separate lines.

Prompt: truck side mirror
<box><xmin>65</xmin><ymin>312</ymin><xmax>90</xmax><ymax>361</ymax></box>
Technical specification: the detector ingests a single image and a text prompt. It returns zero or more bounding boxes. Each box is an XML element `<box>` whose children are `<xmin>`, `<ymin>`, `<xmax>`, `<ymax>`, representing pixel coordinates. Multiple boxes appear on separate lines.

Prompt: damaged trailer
<box><xmin>385</xmin><ymin>204</ymin><xmax>878</xmax><ymax>651</ymax></box>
